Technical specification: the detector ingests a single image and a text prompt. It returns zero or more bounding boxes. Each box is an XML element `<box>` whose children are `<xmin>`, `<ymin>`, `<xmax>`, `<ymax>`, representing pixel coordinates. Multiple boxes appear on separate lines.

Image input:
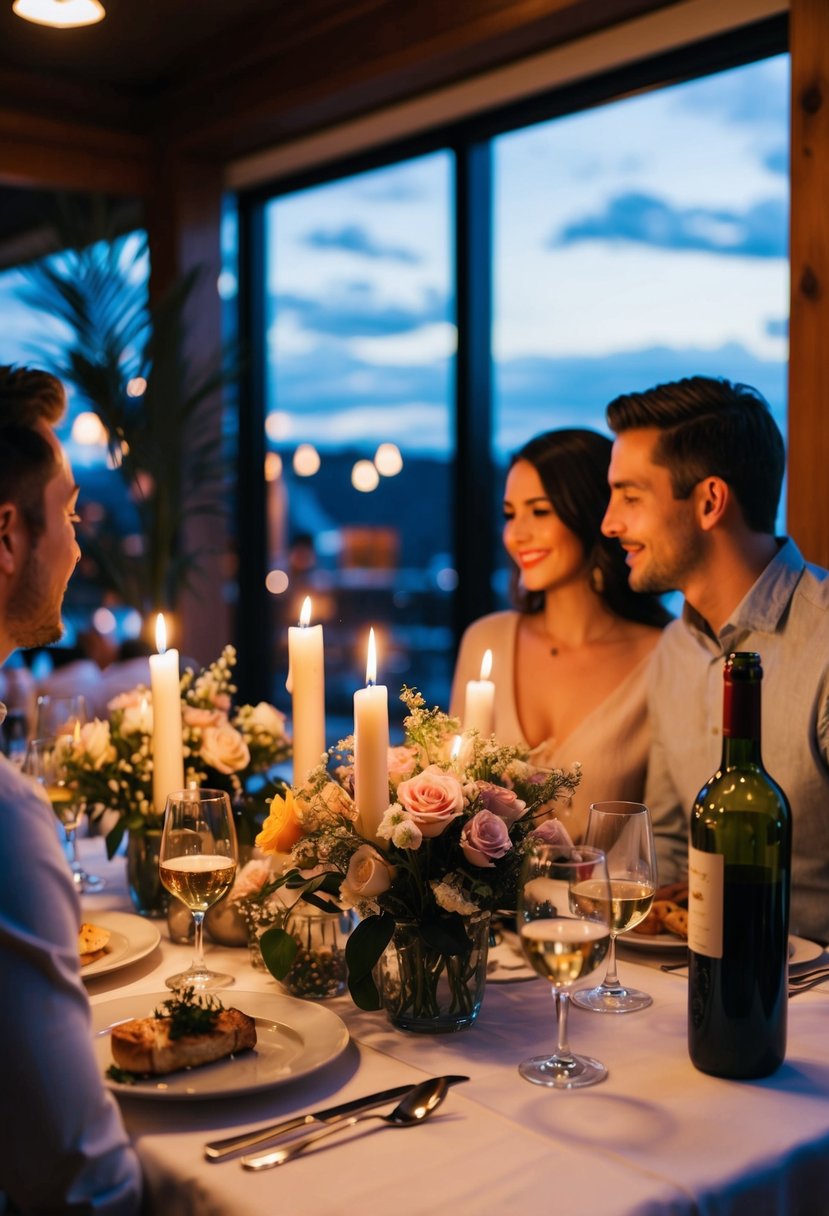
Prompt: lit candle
<box><xmin>149</xmin><ymin>613</ymin><xmax>185</xmax><ymax>813</ymax></box>
<box><xmin>287</xmin><ymin>595</ymin><xmax>326</xmax><ymax>787</ymax></box>
<box><xmin>354</xmin><ymin>628</ymin><xmax>390</xmax><ymax>840</ymax></box>
<box><xmin>464</xmin><ymin>648</ymin><xmax>495</xmax><ymax>736</ymax></box>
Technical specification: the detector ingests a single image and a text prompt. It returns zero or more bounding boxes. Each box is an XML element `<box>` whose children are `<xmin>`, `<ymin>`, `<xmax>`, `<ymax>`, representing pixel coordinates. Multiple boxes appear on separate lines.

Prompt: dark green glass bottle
<box><xmin>688</xmin><ymin>652</ymin><xmax>791</xmax><ymax>1079</ymax></box>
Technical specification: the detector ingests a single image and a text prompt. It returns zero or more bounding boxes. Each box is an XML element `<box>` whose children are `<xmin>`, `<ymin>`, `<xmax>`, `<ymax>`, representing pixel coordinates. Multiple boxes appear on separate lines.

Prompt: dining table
<box><xmin>79</xmin><ymin>837</ymin><xmax>829</xmax><ymax>1216</ymax></box>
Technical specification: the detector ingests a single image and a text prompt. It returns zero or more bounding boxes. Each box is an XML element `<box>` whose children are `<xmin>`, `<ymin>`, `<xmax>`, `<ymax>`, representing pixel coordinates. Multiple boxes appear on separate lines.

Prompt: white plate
<box><xmin>621</xmin><ymin>934</ymin><xmax>823</xmax><ymax>963</ymax></box>
<box><xmin>487</xmin><ymin>940</ymin><xmax>538</xmax><ymax>983</ymax></box>
<box><xmin>93</xmin><ymin>991</ymin><xmax>349</xmax><ymax>1101</ymax></box>
<box><xmin>80</xmin><ymin>911</ymin><xmax>162</xmax><ymax>979</ymax></box>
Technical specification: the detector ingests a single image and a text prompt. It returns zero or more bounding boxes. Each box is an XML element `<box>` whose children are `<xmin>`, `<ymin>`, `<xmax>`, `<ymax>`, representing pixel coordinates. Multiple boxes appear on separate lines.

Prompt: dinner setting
<box><xmin>1</xmin><ymin>2</ymin><xmax>828</xmax><ymax>1214</ymax></box>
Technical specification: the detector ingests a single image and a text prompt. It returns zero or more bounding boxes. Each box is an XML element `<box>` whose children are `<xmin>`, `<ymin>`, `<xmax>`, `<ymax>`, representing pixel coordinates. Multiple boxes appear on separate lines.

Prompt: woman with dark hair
<box><xmin>449</xmin><ymin>428</ymin><xmax>670</xmax><ymax>841</ymax></box>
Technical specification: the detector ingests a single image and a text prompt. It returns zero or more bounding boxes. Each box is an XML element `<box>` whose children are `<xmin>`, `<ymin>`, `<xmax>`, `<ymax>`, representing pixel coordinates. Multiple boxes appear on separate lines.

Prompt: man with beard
<box><xmin>601</xmin><ymin>375</ymin><xmax>829</xmax><ymax>944</ymax></box>
<box><xmin>0</xmin><ymin>365</ymin><xmax>142</xmax><ymax>1214</ymax></box>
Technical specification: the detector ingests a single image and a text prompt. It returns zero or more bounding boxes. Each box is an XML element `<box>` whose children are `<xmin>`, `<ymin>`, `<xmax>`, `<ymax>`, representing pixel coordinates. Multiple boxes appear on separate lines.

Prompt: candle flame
<box><xmin>366</xmin><ymin>627</ymin><xmax>377</xmax><ymax>686</ymax></box>
<box><xmin>299</xmin><ymin>595</ymin><xmax>312</xmax><ymax>627</ymax></box>
<box><xmin>73</xmin><ymin>719</ymin><xmax>81</xmax><ymax>744</ymax></box>
<box><xmin>155</xmin><ymin>612</ymin><xmax>167</xmax><ymax>655</ymax></box>
<box><xmin>480</xmin><ymin>649</ymin><xmax>493</xmax><ymax>680</ymax></box>
<box><xmin>450</xmin><ymin>735</ymin><xmax>461</xmax><ymax>762</ymax></box>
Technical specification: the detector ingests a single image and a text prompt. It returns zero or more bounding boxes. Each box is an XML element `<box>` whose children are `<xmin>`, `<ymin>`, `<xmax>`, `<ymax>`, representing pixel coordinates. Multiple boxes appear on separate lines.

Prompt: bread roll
<box><xmin>79</xmin><ymin>922</ymin><xmax>111</xmax><ymax>966</ymax></box>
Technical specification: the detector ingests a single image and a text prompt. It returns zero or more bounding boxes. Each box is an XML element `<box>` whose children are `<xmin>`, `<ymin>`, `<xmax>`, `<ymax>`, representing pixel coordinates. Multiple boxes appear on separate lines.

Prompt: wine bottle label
<box><xmin>688</xmin><ymin>845</ymin><xmax>724</xmax><ymax>958</ymax></box>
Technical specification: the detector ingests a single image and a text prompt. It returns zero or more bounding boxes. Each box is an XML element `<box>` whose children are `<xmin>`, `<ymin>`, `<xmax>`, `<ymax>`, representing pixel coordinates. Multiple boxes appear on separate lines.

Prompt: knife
<box><xmin>204</xmin><ymin>1077</ymin><xmax>468</xmax><ymax>1161</ymax></box>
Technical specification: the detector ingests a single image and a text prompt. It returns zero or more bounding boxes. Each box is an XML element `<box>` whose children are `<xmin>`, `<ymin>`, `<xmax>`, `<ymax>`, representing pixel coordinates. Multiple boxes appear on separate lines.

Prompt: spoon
<box><xmin>242</xmin><ymin>1076</ymin><xmax>456</xmax><ymax>1170</ymax></box>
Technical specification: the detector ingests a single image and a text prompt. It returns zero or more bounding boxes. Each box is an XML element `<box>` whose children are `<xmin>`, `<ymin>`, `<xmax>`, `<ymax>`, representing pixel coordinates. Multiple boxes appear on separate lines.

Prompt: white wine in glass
<box><xmin>159</xmin><ymin>788</ymin><xmax>238</xmax><ymax>991</ymax></box>
<box><xmin>23</xmin><ymin>736</ymin><xmax>104</xmax><ymax>893</ymax></box>
<box><xmin>571</xmin><ymin>801</ymin><xmax>656</xmax><ymax>1014</ymax></box>
<box><xmin>518</xmin><ymin>844</ymin><xmax>612</xmax><ymax>1089</ymax></box>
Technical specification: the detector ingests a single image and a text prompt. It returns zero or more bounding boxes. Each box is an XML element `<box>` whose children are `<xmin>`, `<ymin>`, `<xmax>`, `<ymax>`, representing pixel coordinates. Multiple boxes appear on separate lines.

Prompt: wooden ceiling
<box><xmin>0</xmin><ymin>0</ymin><xmax>678</xmax><ymax>161</ymax></box>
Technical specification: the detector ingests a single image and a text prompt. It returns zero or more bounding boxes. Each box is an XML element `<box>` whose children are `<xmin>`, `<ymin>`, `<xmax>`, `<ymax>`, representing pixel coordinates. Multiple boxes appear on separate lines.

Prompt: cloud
<box><xmin>765</xmin><ymin>317</ymin><xmax>788</xmax><ymax>339</ymax></box>
<box><xmin>551</xmin><ymin>192</ymin><xmax>787</xmax><ymax>258</ymax></box>
<box><xmin>764</xmin><ymin>147</ymin><xmax>788</xmax><ymax>177</ymax></box>
<box><xmin>273</xmin><ymin>287</ymin><xmax>450</xmax><ymax>339</ymax></box>
<box><xmin>302</xmin><ymin>223</ymin><xmax>422</xmax><ymax>264</ymax></box>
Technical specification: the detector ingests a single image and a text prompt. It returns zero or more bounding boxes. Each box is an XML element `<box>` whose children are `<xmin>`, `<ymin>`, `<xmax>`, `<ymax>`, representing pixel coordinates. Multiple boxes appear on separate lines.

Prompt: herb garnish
<box><xmin>154</xmin><ymin>987</ymin><xmax>224</xmax><ymax>1040</ymax></box>
<box><xmin>106</xmin><ymin>1064</ymin><xmax>139</xmax><ymax>1084</ymax></box>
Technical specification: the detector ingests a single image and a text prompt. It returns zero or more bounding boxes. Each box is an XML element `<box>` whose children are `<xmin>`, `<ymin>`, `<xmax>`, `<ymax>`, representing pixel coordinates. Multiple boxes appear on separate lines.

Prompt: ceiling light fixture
<box><xmin>12</xmin><ymin>0</ymin><xmax>105</xmax><ymax>28</ymax></box>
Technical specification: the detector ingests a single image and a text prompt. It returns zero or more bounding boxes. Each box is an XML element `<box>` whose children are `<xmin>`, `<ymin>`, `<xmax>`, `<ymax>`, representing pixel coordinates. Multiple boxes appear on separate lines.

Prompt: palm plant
<box><xmin>20</xmin><ymin>198</ymin><xmax>233</xmax><ymax>615</ymax></box>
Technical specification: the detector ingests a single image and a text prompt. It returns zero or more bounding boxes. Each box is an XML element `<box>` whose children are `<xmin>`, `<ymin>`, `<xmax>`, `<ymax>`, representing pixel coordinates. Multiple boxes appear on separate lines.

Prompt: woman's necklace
<box><xmin>545</xmin><ymin>616</ymin><xmax>619</xmax><ymax>657</ymax></box>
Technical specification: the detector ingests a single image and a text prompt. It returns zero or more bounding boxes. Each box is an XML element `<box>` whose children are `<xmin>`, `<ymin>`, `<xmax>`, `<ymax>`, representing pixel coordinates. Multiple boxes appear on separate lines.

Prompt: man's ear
<box><xmin>694</xmin><ymin>476</ymin><xmax>729</xmax><ymax>532</ymax></box>
<box><xmin>0</xmin><ymin>503</ymin><xmax>24</xmax><ymax>574</ymax></box>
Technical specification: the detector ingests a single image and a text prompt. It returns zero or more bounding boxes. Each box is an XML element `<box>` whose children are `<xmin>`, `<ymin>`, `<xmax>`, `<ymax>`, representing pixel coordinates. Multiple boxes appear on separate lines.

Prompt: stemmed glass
<box><xmin>23</xmin><ymin>736</ymin><xmax>104</xmax><ymax>893</ymax></box>
<box><xmin>35</xmin><ymin>694</ymin><xmax>87</xmax><ymax>740</ymax></box>
<box><xmin>517</xmin><ymin>843</ymin><xmax>612</xmax><ymax>1089</ymax></box>
<box><xmin>571</xmin><ymin>801</ymin><xmax>656</xmax><ymax>1014</ymax></box>
<box><xmin>158</xmin><ymin>788</ymin><xmax>239</xmax><ymax>991</ymax></box>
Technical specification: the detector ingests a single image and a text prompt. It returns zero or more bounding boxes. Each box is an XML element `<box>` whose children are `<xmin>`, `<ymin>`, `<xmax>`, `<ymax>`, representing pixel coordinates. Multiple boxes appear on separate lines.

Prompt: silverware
<box><xmin>204</xmin><ymin>1075</ymin><xmax>468</xmax><ymax>1161</ymax></box>
<box><xmin>205</xmin><ymin>1083</ymin><xmax>414</xmax><ymax>1161</ymax></box>
<box><xmin>241</xmin><ymin>1075</ymin><xmax>459</xmax><ymax>1170</ymax></box>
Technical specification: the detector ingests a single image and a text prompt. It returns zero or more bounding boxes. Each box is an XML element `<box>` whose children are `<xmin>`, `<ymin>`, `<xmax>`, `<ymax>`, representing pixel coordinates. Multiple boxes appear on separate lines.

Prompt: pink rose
<box><xmin>395</xmin><ymin>764</ymin><xmax>464</xmax><ymax>838</ymax></box>
<box><xmin>387</xmin><ymin>745</ymin><xmax>418</xmax><ymax>788</ymax></box>
<box><xmin>340</xmin><ymin>844</ymin><xmax>394</xmax><ymax>906</ymax></box>
<box><xmin>199</xmin><ymin>722</ymin><xmax>251</xmax><ymax>774</ymax></box>
<box><xmin>107</xmin><ymin>688</ymin><xmax>146</xmax><ymax>712</ymax></box>
<box><xmin>460</xmin><ymin>810</ymin><xmax>512</xmax><ymax>868</ymax></box>
<box><xmin>183</xmin><ymin>706</ymin><xmax>228</xmax><ymax>730</ymax></box>
<box><xmin>476</xmin><ymin>781</ymin><xmax>528</xmax><ymax>826</ymax></box>
<box><xmin>530</xmin><ymin>818</ymin><xmax>574</xmax><ymax>853</ymax></box>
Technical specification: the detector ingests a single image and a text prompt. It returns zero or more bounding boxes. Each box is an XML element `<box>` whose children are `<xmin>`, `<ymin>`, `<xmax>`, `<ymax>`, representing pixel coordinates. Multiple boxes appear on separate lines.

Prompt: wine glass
<box><xmin>23</xmin><ymin>737</ymin><xmax>104</xmax><ymax>893</ymax></box>
<box><xmin>35</xmin><ymin>694</ymin><xmax>87</xmax><ymax>740</ymax></box>
<box><xmin>571</xmin><ymin>801</ymin><xmax>656</xmax><ymax>1014</ymax></box>
<box><xmin>158</xmin><ymin>788</ymin><xmax>239</xmax><ymax>991</ymax></box>
<box><xmin>517</xmin><ymin>843</ymin><xmax>612</xmax><ymax>1089</ymax></box>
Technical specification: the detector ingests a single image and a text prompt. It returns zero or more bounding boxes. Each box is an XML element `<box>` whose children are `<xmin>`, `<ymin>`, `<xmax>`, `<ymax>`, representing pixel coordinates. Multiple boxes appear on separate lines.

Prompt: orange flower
<box><xmin>255</xmin><ymin>789</ymin><xmax>303</xmax><ymax>854</ymax></box>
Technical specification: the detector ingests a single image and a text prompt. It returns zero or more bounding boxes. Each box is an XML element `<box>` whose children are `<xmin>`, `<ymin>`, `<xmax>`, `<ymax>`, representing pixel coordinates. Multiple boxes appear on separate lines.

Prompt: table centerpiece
<box><xmin>59</xmin><ymin>645</ymin><xmax>291</xmax><ymax>916</ymax></box>
<box><xmin>254</xmin><ymin>686</ymin><xmax>579</xmax><ymax>1031</ymax></box>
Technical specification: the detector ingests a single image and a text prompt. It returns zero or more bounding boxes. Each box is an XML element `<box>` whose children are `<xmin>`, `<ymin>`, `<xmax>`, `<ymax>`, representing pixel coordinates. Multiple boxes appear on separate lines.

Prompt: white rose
<box><xmin>199</xmin><ymin>723</ymin><xmax>251</xmax><ymax>774</ymax></box>
<box><xmin>78</xmin><ymin>720</ymin><xmax>116</xmax><ymax>769</ymax></box>
<box><xmin>340</xmin><ymin>844</ymin><xmax>394</xmax><ymax>907</ymax></box>
<box><xmin>246</xmin><ymin>701</ymin><xmax>287</xmax><ymax>737</ymax></box>
<box><xmin>120</xmin><ymin>703</ymin><xmax>152</xmax><ymax>735</ymax></box>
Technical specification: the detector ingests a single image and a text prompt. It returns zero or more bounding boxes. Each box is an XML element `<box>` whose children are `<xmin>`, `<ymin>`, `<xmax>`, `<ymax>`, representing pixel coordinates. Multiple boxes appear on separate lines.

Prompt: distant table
<box><xmin>80</xmin><ymin>839</ymin><xmax>829</xmax><ymax>1216</ymax></box>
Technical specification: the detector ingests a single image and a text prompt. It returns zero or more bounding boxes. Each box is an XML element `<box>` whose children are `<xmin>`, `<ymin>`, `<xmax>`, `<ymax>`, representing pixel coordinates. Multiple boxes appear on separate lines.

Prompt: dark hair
<box><xmin>508</xmin><ymin>428</ymin><xmax>671</xmax><ymax>627</ymax></box>
<box><xmin>606</xmin><ymin>376</ymin><xmax>784</xmax><ymax>533</ymax></box>
<box><xmin>0</xmin><ymin>364</ymin><xmax>66</xmax><ymax>542</ymax></box>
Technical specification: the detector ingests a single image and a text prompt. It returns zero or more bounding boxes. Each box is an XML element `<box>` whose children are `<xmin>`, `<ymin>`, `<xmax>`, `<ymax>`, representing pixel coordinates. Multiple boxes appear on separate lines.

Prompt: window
<box><xmin>260</xmin><ymin>152</ymin><xmax>455</xmax><ymax>732</ymax></box>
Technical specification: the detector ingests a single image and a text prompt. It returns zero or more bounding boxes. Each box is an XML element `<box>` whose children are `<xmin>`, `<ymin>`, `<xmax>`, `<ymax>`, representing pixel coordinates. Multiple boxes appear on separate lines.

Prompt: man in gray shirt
<box><xmin>601</xmin><ymin>375</ymin><xmax>829</xmax><ymax>944</ymax></box>
<box><xmin>0</xmin><ymin>365</ymin><xmax>143</xmax><ymax>1213</ymax></box>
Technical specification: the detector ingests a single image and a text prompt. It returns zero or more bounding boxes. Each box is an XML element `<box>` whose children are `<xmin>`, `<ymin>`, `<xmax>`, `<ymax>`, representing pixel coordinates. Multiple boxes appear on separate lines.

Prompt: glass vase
<box><xmin>376</xmin><ymin>914</ymin><xmax>490</xmax><ymax>1033</ymax></box>
<box><xmin>282</xmin><ymin>907</ymin><xmax>353</xmax><ymax>999</ymax></box>
<box><xmin>126</xmin><ymin>830</ymin><xmax>169</xmax><ymax>918</ymax></box>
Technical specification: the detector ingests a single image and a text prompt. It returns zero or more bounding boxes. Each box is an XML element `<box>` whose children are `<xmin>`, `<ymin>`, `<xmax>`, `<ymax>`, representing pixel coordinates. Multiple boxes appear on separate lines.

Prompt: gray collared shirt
<box><xmin>646</xmin><ymin>538</ymin><xmax>829</xmax><ymax>942</ymax></box>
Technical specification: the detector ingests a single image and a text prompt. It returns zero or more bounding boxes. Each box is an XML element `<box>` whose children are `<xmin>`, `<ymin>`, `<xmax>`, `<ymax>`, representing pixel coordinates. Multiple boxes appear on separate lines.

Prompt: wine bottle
<box><xmin>688</xmin><ymin>651</ymin><xmax>791</xmax><ymax>1079</ymax></box>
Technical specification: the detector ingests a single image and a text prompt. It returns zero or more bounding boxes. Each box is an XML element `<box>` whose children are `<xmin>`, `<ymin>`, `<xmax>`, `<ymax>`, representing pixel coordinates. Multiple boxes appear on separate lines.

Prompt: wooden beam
<box><xmin>787</xmin><ymin>0</ymin><xmax>829</xmax><ymax>567</ymax></box>
<box><xmin>0</xmin><ymin>108</ymin><xmax>152</xmax><ymax>195</ymax></box>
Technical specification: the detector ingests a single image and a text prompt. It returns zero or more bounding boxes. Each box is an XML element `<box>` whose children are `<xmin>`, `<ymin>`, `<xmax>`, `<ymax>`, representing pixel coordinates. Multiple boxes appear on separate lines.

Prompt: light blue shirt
<box><xmin>646</xmin><ymin>539</ymin><xmax>829</xmax><ymax>942</ymax></box>
<box><xmin>0</xmin><ymin>734</ymin><xmax>142</xmax><ymax>1214</ymax></box>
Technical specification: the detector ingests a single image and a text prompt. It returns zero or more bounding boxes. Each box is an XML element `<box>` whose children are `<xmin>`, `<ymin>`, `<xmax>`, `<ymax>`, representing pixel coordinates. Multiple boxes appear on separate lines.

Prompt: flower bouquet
<box><xmin>60</xmin><ymin>645</ymin><xmax>291</xmax><ymax>857</ymax></box>
<box><xmin>254</xmin><ymin>687</ymin><xmax>579</xmax><ymax>1030</ymax></box>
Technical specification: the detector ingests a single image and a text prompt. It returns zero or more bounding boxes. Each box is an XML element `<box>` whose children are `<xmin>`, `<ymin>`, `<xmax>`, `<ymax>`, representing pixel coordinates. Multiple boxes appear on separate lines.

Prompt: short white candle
<box><xmin>149</xmin><ymin>613</ymin><xmax>185</xmax><ymax>814</ymax></box>
<box><xmin>464</xmin><ymin>648</ymin><xmax>495</xmax><ymax>736</ymax></box>
<box><xmin>287</xmin><ymin>596</ymin><xmax>326</xmax><ymax>786</ymax></box>
<box><xmin>354</xmin><ymin>628</ymin><xmax>390</xmax><ymax>840</ymax></box>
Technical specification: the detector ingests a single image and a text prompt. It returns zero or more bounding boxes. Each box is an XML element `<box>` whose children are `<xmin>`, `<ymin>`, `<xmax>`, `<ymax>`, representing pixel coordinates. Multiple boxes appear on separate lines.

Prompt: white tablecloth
<box><xmin>80</xmin><ymin>840</ymin><xmax>829</xmax><ymax>1216</ymax></box>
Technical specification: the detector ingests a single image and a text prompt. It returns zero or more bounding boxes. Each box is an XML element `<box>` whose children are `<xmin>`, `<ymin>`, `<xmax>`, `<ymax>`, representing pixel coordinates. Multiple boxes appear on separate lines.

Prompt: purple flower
<box><xmin>529</xmin><ymin>818</ymin><xmax>574</xmax><ymax>854</ymax></box>
<box><xmin>476</xmin><ymin>781</ymin><xmax>528</xmax><ymax>826</ymax></box>
<box><xmin>460</xmin><ymin>810</ymin><xmax>512</xmax><ymax>868</ymax></box>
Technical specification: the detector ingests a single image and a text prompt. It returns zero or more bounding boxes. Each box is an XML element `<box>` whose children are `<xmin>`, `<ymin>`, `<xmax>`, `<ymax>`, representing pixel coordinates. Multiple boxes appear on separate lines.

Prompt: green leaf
<box><xmin>259</xmin><ymin>926</ymin><xmax>298</xmax><ymax>980</ymax></box>
<box><xmin>345</xmin><ymin>913</ymin><xmax>395</xmax><ymax>1010</ymax></box>
<box><xmin>105</xmin><ymin>819</ymin><xmax>126</xmax><ymax>860</ymax></box>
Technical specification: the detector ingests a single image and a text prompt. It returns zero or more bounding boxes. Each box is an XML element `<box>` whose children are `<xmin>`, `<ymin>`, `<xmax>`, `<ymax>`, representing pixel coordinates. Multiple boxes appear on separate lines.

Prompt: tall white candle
<box><xmin>149</xmin><ymin>613</ymin><xmax>185</xmax><ymax>813</ymax></box>
<box><xmin>464</xmin><ymin>648</ymin><xmax>496</xmax><ymax>736</ymax></box>
<box><xmin>354</xmin><ymin>628</ymin><xmax>390</xmax><ymax>840</ymax></box>
<box><xmin>287</xmin><ymin>595</ymin><xmax>326</xmax><ymax>786</ymax></box>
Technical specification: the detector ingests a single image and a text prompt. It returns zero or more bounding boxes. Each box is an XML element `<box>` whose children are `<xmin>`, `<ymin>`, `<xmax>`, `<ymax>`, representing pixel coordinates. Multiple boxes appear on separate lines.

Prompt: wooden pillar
<box><xmin>145</xmin><ymin>150</ymin><xmax>232</xmax><ymax>665</ymax></box>
<box><xmin>787</xmin><ymin>0</ymin><xmax>829</xmax><ymax>568</ymax></box>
